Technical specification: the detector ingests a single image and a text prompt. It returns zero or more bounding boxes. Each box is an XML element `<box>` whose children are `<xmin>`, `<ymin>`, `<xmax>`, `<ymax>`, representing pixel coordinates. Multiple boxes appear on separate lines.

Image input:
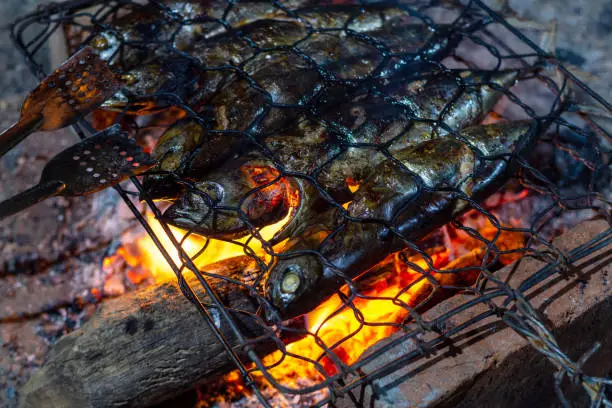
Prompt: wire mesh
<box><xmin>8</xmin><ymin>0</ymin><xmax>612</xmax><ymax>407</ymax></box>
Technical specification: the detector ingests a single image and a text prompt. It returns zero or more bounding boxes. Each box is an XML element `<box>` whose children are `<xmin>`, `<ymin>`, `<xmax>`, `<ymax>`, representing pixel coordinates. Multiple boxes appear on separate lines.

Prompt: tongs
<box><xmin>0</xmin><ymin>126</ymin><xmax>156</xmax><ymax>221</ymax></box>
<box><xmin>0</xmin><ymin>47</ymin><xmax>124</xmax><ymax>158</ymax></box>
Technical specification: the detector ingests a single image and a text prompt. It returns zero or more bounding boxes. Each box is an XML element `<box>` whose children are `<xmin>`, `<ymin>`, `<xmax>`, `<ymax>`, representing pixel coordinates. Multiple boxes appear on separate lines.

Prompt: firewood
<box><xmin>18</xmin><ymin>255</ymin><xmax>275</xmax><ymax>408</ymax></box>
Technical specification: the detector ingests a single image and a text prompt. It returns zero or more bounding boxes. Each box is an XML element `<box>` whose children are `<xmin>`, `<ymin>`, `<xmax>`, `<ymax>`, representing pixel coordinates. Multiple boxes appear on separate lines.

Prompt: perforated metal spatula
<box><xmin>0</xmin><ymin>126</ymin><xmax>156</xmax><ymax>221</ymax></box>
<box><xmin>0</xmin><ymin>47</ymin><xmax>124</xmax><ymax>157</ymax></box>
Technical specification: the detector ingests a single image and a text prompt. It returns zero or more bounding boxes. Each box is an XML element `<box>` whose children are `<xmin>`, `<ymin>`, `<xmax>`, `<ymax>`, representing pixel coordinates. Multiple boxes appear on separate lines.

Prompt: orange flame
<box><xmin>107</xmin><ymin>190</ymin><xmax>528</xmax><ymax>406</ymax></box>
<box><xmin>232</xmin><ymin>218</ymin><xmax>525</xmax><ymax>395</ymax></box>
<box><xmin>116</xmin><ymin>212</ymin><xmax>290</xmax><ymax>282</ymax></box>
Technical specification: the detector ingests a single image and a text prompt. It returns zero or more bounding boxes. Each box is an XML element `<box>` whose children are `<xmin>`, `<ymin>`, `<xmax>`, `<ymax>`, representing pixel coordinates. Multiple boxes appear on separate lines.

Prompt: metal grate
<box><xmin>9</xmin><ymin>1</ymin><xmax>612</xmax><ymax>406</ymax></box>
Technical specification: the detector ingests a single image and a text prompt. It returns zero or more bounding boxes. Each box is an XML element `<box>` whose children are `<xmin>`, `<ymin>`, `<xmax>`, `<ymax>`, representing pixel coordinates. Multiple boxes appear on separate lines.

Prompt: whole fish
<box><xmin>158</xmin><ymin>69</ymin><xmax>522</xmax><ymax>239</ymax></box>
<box><xmin>103</xmin><ymin>13</ymin><xmax>476</xmax><ymax>115</ymax></box>
<box><xmin>264</xmin><ymin>120</ymin><xmax>540</xmax><ymax>320</ymax></box>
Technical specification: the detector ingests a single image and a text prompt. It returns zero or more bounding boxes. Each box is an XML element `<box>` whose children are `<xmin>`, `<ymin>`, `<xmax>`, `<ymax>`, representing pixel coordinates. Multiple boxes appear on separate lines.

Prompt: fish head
<box><xmin>88</xmin><ymin>5</ymin><xmax>170</xmax><ymax>65</ymax></box>
<box><xmin>159</xmin><ymin>180</ymin><xmax>222</xmax><ymax>234</ymax></box>
<box><xmin>266</xmin><ymin>252</ymin><xmax>326</xmax><ymax>321</ymax></box>
<box><xmin>162</xmin><ymin>158</ymin><xmax>294</xmax><ymax>239</ymax></box>
<box><xmin>141</xmin><ymin>119</ymin><xmax>206</xmax><ymax>201</ymax></box>
<box><xmin>102</xmin><ymin>57</ymin><xmax>201</xmax><ymax>114</ymax></box>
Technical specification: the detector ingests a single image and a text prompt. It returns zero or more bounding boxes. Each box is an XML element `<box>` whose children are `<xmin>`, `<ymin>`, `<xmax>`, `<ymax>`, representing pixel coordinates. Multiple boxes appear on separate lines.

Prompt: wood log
<box><xmin>18</xmin><ymin>255</ymin><xmax>276</xmax><ymax>408</ymax></box>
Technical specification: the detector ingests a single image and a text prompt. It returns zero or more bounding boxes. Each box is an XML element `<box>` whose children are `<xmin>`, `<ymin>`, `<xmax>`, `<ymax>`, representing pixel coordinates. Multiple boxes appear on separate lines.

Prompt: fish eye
<box><xmin>280</xmin><ymin>264</ymin><xmax>301</xmax><ymax>294</ymax></box>
<box><xmin>91</xmin><ymin>35</ymin><xmax>110</xmax><ymax>51</ymax></box>
<box><xmin>121</xmin><ymin>73</ymin><xmax>138</xmax><ymax>86</ymax></box>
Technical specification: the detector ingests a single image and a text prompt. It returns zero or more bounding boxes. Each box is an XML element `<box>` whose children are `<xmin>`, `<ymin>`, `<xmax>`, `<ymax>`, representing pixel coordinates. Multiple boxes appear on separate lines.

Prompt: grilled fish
<box><xmin>162</xmin><ymin>156</ymin><xmax>297</xmax><ymax>239</ymax></box>
<box><xmin>264</xmin><ymin>120</ymin><xmax>539</xmax><ymax>320</ymax></box>
<box><xmin>158</xmin><ymin>70</ymin><xmax>522</xmax><ymax>240</ymax></box>
<box><xmin>102</xmin><ymin>56</ymin><xmax>202</xmax><ymax>115</ymax></box>
<box><xmin>103</xmin><ymin>13</ymin><xmax>476</xmax><ymax>115</ymax></box>
<box><xmin>87</xmin><ymin>1</ymin><xmax>213</xmax><ymax>67</ymax></box>
<box><xmin>159</xmin><ymin>119</ymin><xmax>327</xmax><ymax>233</ymax></box>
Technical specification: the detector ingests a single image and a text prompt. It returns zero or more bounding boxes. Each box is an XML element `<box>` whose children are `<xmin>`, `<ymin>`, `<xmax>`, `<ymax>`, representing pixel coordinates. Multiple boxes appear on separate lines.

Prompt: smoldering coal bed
<box><xmin>1</xmin><ymin>1</ymin><xmax>611</xmax><ymax>408</ymax></box>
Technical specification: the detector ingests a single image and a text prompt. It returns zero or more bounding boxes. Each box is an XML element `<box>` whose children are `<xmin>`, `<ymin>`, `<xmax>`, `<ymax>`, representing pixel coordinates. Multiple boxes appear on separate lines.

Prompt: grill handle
<box><xmin>0</xmin><ymin>180</ymin><xmax>66</xmax><ymax>221</ymax></box>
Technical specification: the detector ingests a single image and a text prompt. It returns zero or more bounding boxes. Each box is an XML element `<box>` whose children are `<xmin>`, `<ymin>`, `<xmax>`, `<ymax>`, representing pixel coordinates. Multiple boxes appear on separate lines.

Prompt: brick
<box><xmin>338</xmin><ymin>219</ymin><xmax>611</xmax><ymax>408</ymax></box>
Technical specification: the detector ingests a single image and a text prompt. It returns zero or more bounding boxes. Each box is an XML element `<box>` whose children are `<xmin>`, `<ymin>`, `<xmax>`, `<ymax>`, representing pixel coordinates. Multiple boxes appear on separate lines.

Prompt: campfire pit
<box><xmin>1</xmin><ymin>0</ymin><xmax>611</xmax><ymax>407</ymax></box>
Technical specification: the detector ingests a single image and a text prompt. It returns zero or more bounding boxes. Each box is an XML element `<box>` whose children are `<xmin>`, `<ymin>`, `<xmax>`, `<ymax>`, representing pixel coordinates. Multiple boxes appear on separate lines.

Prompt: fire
<box><xmin>117</xmin><ymin>212</ymin><xmax>290</xmax><ymax>282</ymax></box>
<box><xmin>105</xmin><ymin>188</ymin><xmax>529</xmax><ymax>406</ymax></box>
<box><xmin>203</xmin><ymin>206</ymin><xmax>527</xmax><ymax>406</ymax></box>
<box><xmin>229</xmin><ymin>217</ymin><xmax>525</xmax><ymax>395</ymax></box>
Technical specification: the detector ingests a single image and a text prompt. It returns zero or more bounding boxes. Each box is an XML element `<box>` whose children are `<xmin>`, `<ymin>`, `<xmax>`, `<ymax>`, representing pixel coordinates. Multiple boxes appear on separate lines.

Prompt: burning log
<box><xmin>18</xmin><ymin>255</ymin><xmax>277</xmax><ymax>408</ymax></box>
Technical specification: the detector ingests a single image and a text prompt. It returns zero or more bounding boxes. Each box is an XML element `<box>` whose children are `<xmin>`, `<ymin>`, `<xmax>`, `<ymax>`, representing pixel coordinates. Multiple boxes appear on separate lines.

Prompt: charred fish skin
<box><xmin>265</xmin><ymin>120</ymin><xmax>540</xmax><ymax>320</ymax></box>
<box><xmin>188</xmin><ymin>19</ymin><xmax>310</xmax><ymax>106</ymax></box>
<box><xmin>288</xmin><ymin>4</ymin><xmax>407</xmax><ymax>32</ymax></box>
<box><xmin>351</xmin><ymin>121</ymin><xmax>539</xmax><ymax>224</ymax></box>
<box><xmin>293</xmin><ymin>21</ymin><xmax>463</xmax><ymax>81</ymax></box>
<box><xmin>204</xmin><ymin>19</ymin><xmax>467</xmax><ymax>135</ymax></box>
<box><xmin>317</xmin><ymin>69</ymin><xmax>521</xmax><ymax>169</ymax></box>
<box><xmin>190</xmin><ymin>5</ymin><xmax>421</xmax><ymax>72</ymax></box>
<box><xmin>192</xmin><ymin>0</ymin><xmax>323</xmax><ymax>40</ymax></box>
<box><xmin>387</xmin><ymin>69</ymin><xmax>523</xmax><ymax>142</ymax></box>
<box><xmin>87</xmin><ymin>0</ymin><xmax>318</xmax><ymax>65</ymax></box>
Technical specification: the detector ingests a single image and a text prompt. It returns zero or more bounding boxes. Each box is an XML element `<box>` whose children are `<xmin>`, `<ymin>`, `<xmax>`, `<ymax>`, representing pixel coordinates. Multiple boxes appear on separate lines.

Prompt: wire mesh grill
<box><xmin>9</xmin><ymin>0</ymin><xmax>612</xmax><ymax>407</ymax></box>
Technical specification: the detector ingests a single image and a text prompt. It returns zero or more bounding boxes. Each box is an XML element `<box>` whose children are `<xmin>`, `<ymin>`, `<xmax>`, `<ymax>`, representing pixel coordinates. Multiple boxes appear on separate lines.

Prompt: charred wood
<box><xmin>18</xmin><ymin>256</ymin><xmax>277</xmax><ymax>408</ymax></box>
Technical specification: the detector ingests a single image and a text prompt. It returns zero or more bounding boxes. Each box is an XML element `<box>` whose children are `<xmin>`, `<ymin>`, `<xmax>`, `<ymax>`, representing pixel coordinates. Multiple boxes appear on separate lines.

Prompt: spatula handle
<box><xmin>0</xmin><ymin>115</ymin><xmax>43</xmax><ymax>158</ymax></box>
<box><xmin>0</xmin><ymin>180</ymin><xmax>66</xmax><ymax>221</ymax></box>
